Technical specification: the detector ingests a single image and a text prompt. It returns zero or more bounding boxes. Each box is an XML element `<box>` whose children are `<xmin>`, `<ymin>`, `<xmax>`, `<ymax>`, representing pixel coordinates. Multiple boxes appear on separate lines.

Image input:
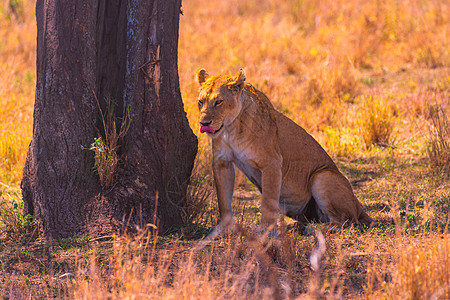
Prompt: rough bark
<box><xmin>21</xmin><ymin>0</ymin><xmax>197</xmax><ymax>239</ymax></box>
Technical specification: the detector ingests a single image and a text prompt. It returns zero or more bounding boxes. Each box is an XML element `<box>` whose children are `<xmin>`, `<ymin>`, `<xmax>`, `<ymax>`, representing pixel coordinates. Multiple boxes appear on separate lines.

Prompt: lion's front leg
<box><xmin>212</xmin><ymin>158</ymin><xmax>236</xmax><ymax>231</ymax></box>
<box><xmin>260</xmin><ymin>160</ymin><xmax>282</xmax><ymax>227</ymax></box>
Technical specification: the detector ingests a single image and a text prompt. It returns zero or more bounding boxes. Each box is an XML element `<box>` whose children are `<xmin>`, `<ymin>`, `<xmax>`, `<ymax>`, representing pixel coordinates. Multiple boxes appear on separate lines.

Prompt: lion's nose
<box><xmin>200</xmin><ymin>121</ymin><xmax>212</xmax><ymax>126</ymax></box>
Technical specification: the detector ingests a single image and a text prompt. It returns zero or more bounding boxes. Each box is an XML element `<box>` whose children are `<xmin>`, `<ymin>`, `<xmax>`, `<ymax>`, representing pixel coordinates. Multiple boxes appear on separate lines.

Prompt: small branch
<box><xmin>139</xmin><ymin>60</ymin><xmax>161</xmax><ymax>80</ymax></box>
<box><xmin>138</xmin><ymin>59</ymin><xmax>160</xmax><ymax>70</ymax></box>
<box><xmin>89</xmin><ymin>235</ymin><xmax>113</xmax><ymax>242</ymax></box>
<box><xmin>102</xmin><ymin>181</ymin><xmax>119</xmax><ymax>196</ymax></box>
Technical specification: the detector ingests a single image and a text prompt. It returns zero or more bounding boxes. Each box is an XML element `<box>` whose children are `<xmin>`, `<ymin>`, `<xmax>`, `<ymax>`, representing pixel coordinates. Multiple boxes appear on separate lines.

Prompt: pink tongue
<box><xmin>200</xmin><ymin>126</ymin><xmax>215</xmax><ymax>134</ymax></box>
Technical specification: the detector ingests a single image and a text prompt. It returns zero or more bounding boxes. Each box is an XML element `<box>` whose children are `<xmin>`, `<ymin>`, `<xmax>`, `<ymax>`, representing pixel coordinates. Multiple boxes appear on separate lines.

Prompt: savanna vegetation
<box><xmin>0</xmin><ymin>0</ymin><xmax>449</xmax><ymax>298</ymax></box>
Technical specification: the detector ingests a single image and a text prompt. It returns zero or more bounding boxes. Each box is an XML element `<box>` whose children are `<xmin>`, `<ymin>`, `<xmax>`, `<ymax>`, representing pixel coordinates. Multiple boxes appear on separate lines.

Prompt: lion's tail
<box><xmin>358</xmin><ymin>210</ymin><xmax>377</xmax><ymax>227</ymax></box>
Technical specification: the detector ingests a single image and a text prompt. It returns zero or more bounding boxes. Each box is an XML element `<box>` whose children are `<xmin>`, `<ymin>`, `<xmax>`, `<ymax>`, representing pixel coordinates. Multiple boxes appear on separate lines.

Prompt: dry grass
<box><xmin>358</xmin><ymin>95</ymin><xmax>395</xmax><ymax>148</ymax></box>
<box><xmin>87</xmin><ymin>96</ymin><xmax>131</xmax><ymax>189</ymax></box>
<box><xmin>383</xmin><ymin>234</ymin><xmax>449</xmax><ymax>299</ymax></box>
<box><xmin>427</xmin><ymin>104</ymin><xmax>450</xmax><ymax>176</ymax></box>
<box><xmin>1</xmin><ymin>0</ymin><xmax>449</xmax><ymax>298</ymax></box>
<box><xmin>2</xmin><ymin>218</ymin><xmax>448</xmax><ymax>299</ymax></box>
<box><xmin>0</xmin><ymin>0</ymin><xmax>35</xmax><ymax>185</ymax></box>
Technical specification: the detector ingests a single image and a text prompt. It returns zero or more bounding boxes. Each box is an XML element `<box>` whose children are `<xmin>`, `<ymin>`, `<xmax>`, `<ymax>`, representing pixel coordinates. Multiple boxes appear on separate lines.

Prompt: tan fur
<box><xmin>197</xmin><ymin>69</ymin><xmax>374</xmax><ymax>229</ymax></box>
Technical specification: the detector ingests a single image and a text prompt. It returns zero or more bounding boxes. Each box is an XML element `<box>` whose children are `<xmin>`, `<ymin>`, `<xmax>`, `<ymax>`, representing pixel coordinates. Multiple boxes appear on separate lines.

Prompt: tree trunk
<box><xmin>21</xmin><ymin>0</ymin><xmax>197</xmax><ymax>239</ymax></box>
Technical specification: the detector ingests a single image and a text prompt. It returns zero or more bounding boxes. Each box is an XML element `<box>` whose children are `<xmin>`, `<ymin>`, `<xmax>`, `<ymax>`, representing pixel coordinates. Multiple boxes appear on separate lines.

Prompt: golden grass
<box><xmin>5</xmin><ymin>223</ymin><xmax>445</xmax><ymax>299</ymax></box>
<box><xmin>0</xmin><ymin>0</ymin><xmax>449</xmax><ymax>298</ymax></box>
<box><xmin>387</xmin><ymin>234</ymin><xmax>449</xmax><ymax>299</ymax></box>
<box><xmin>0</xmin><ymin>0</ymin><xmax>35</xmax><ymax>185</ymax></box>
<box><xmin>358</xmin><ymin>95</ymin><xmax>395</xmax><ymax>148</ymax></box>
<box><xmin>427</xmin><ymin>105</ymin><xmax>450</xmax><ymax>176</ymax></box>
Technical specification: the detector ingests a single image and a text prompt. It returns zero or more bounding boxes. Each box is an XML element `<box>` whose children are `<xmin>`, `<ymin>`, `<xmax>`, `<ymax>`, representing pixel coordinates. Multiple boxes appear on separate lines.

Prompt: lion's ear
<box><xmin>196</xmin><ymin>69</ymin><xmax>209</xmax><ymax>85</ymax></box>
<box><xmin>228</xmin><ymin>68</ymin><xmax>246</xmax><ymax>88</ymax></box>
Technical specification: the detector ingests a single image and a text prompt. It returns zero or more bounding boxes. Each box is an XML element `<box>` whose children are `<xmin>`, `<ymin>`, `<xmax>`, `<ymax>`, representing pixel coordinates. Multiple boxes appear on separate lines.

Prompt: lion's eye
<box><xmin>215</xmin><ymin>100</ymin><xmax>223</xmax><ymax>107</ymax></box>
<box><xmin>198</xmin><ymin>100</ymin><xmax>204</xmax><ymax>107</ymax></box>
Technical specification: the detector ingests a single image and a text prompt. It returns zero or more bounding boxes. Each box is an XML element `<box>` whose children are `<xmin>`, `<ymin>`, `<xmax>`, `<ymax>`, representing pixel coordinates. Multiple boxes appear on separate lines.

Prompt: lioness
<box><xmin>197</xmin><ymin>69</ymin><xmax>373</xmax><ymax>231</ymax></box>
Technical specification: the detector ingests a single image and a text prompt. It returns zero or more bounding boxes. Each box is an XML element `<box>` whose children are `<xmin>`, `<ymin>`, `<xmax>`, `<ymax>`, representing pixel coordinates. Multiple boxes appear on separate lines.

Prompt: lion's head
<box><xmin>196</xmin><ymin>69</ymin><xmax>246</xmax><ymax>138</ymax></box>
